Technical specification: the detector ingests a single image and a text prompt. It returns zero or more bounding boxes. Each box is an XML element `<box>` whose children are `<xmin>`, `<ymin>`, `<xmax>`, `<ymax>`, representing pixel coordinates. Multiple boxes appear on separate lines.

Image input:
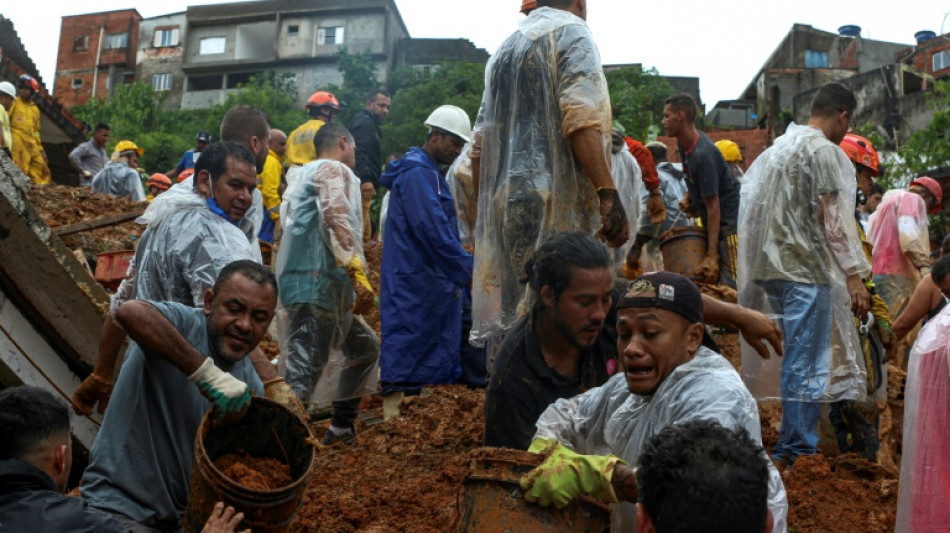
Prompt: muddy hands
<box><xmin>595</xmin><ymin>188</ymin><xmax>629</xmax><ymax>248</ymax></box>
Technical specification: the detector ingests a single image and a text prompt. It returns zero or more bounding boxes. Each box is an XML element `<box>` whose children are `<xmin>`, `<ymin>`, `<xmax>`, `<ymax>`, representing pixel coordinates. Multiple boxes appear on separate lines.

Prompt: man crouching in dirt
<box><xmin>484</xmin><ymin>232</ymin><xmax>784</xmax><ymax>451</ymax></box>
<box><xmin>518</xmin><ymin>272</ymin><xmax>788</xmax><ymax>532</ymax></box>
<box><xmin>79</xmin><ymin>261</ymin><xmax>274</xmax><ymax>532</ymax></box>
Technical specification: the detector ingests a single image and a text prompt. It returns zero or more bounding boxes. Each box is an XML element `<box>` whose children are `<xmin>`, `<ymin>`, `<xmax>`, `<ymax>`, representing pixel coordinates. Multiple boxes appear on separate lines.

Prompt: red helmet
<box><xmin>147</xmin><ymin>173</ymin><xmax>172</xmax><ymax>191</ymax></box>
<box><xmin>521</xmin><ymin>0</ymin><xmax>536</xmax><ymax>13</ymax></box>
<box><xmin>839</xmin><ymin>133</ymin><xmax>880</xmax><ymax>177</ymax></box>
<box><xmin>306</xmin><ymin>91</ymin><xmax>341</xmax><ymax>111</ymax></box>
<box><xmin>909</xmin><ymin>176</ymin><xmax>943</xmax><ymax>215</ymax></box>
<box><xmin>19</xmin><ymin>74</ymin><xmax>38</xmax><ymax>93</ymax></box>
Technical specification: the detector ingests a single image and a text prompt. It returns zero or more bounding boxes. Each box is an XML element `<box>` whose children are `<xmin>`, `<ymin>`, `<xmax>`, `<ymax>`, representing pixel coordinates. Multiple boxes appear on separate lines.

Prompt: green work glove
<box><xmin>520</xmin><ymin>437</ymin><xmax>624</xmax><ymax>508</ymax></box>
<box><xmin>188</xmin><ymin>358</ymin><xmax>251</xmax><ymax>423</ymax></box>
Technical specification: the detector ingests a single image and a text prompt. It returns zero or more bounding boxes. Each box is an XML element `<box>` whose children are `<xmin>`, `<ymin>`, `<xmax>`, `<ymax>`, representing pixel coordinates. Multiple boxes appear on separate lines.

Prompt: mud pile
<box><xmin>214</xmin><ymin>453</ymin><xmax>293</xmax><ymax>490</ymax></box>
<box><xmin>363</xmin><ymin>242</ymin><xmax>382</xmax><ymax>337</ymax></box>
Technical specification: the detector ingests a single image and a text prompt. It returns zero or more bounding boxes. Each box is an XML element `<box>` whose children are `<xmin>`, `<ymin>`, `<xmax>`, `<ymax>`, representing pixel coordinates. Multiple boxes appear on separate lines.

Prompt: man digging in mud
<box><xmin>80</xmin><ymin>261</ymin><xmax>275</xmax><ymax>532</ymax></box>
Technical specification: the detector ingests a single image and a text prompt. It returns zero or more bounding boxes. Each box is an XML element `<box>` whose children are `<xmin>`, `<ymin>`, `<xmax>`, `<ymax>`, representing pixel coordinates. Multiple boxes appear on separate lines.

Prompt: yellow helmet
<box><xmin>715</xmin><ymin>140</ymin><xmax>742</xmax><ymax>163</ymax></box>
<box><xmin>114</xmin><ymin>140</ymin><xmax>144</xmax><ymax>156</ymax></box>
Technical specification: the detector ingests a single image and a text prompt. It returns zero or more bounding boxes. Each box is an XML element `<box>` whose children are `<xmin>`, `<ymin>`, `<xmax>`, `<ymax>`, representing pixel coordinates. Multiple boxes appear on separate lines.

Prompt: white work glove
<box><xmin>82</xmin><ymin>170</ymin><xmax>92</xmax><ymax>178</ymax></box>
<box><xmin>188</xmin><ymin>358</ymin><xmax>251</xmax><ymax>423</ymax></box>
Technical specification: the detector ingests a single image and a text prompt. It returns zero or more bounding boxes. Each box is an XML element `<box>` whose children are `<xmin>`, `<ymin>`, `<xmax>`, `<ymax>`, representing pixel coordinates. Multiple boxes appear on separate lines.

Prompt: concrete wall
<box><xmin>657</xmin><ymin>128</ymin><xmax>771</xmax><ymax>168</ymax></box>
<box><xmin>136</xmin><ymin>13</ymin><xmax>187</xmax><ymax>110</ymax></box>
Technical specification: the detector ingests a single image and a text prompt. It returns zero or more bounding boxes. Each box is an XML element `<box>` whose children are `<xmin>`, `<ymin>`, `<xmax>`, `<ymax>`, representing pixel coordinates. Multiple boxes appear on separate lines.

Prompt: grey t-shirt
<box><xmin>80</xmin><ymin>301</ymin><xmax>264</xmax><ymax>529</ymax></box>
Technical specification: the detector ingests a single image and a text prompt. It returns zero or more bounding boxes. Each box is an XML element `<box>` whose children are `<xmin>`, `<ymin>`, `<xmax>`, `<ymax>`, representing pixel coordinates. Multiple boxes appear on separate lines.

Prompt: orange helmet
<box><xmin>306</xmin><ymin>91</ymin><xmax>341</xmax><ymax>111</ymax></box>
<box><xmin>909</xmin><ymin>176</ymin><xmax>943</xmax><ymax>215</ymax></box>
<box><xmin>840</xmin><ymin>133</ymin><xmax>880</xmax><ymax>177</ymax></box>
<box><xmin>178</xmin><ymin>168</ymin><xmax>195</xmax><ymax>183</ymax></box>
<box><xmin>521</xmin><ymin>0</ymin><xmax>536</xmax><ymax>13</ymax></box>
<box><xmin>147</xmin><ymin>173</ymin><xmax>171</xmax><ymax>191</ymax></box>
<box><xmin>19</xmin><ymin>74</ymin><xmax>38</xmax><ymax>93</ymax></box>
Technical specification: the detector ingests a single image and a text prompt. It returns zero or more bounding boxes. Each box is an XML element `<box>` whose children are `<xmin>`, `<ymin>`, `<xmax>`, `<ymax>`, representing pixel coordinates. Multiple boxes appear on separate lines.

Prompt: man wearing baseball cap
<box><xmin>166</xmin><ymin>131</ymin><xmax>212</xmax><ymax>181</ymax></box>
<box><xmin>91</xmin><ymin>140</ymin><xmax>146</xmax><ymax>202</ymax></box>
<box><xmin>519</xmin><ymin>271</ymin><xmax>787</xmax><ymax>533</ymax></box>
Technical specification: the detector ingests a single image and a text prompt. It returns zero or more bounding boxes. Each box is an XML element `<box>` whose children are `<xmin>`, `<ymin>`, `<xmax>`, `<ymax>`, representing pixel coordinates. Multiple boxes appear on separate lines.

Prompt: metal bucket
<box><xmin>659</xmin><ymin>226</ymin><xmax>707</xmax><ymax>280</ymax></box>
<box><xmin>458</xmin><ymin>448</ymin><xmax>610</xmax><ymax>532</ymax></box>
<box><xmin>183</xmin><ymin>398</ymin><xmax>315</xmax><ymax>533</ymax></box>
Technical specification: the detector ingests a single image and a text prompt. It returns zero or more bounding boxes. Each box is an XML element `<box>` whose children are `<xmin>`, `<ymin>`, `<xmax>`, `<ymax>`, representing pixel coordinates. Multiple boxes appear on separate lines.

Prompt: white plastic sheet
<box><xmin>447</xmin><ymin>145</ymin><xmax>477</xmax><ymax>248</ymax></box>
<box><xmin>609</xmin><ymin>140</ymin><xmax>642</xmax><ymax>270</ymax></box>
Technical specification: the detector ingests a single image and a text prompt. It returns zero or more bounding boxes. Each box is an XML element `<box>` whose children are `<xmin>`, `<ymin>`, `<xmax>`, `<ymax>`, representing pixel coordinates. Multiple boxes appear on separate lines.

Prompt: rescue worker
<box><xmin>867</xmin><ymin>175</ymin><xmax>942</xmax><ymax>365</ymax></box>
<box><xmin>166</xmin><ymin>131</ymin><xmax>211</xmax><ymax>181</ymax></box>
<box><xmin>739</xmin><ymin>82</ymin><xmax>871</xmax><ymax>469</ymax></box>
<box><xmin>277</xmin><ymin>122</ymin><xmax>380</xmax><ymax>444</ymax></box>
<box><xmin>715</xmin><ymin>139</ymin><xmax>745</xmax><ymax>180</ymax></box>
<box><xmin>468</xmin><ymin>0</ymin><xmax>665</xmax><ymax>345</ymax></box>
<box><xmin>68</xmin><ymin>123</ymin><xmax>110</xmax><ymax>186</ymax></box>
<box><xmin>286</xmin><ymin>91</ymin><xmax>341</xmax><ymax>187</ymax></box>
<box><xmin>9</xmin><ymin>74</ymin><xmax>51</xmax><ymax>185</ymax></box>
<box><xmin>663</xmin><ymin>93</ymin><xmax>741</xmax><ymax>287</ymax></box>
<box><xmin>379</xmin><ymin>105</ymin><xmax>474</xmax><ymax>419</ymax></box>
<box><xmin>257</xmin><ymin>129</ymin><xmax>286</xmax><ymax>244</ymax></box>
<box><xmin>91</xmin><ymin>140</ymin><xmax>147</xmax><ymax>202</ymax></box>
<box><xmin>80</xmin><ymin>261</ymin><xmax>276</xmax><ymax>531</ymax></box>
<box><xmin>485</xmin><ymin>232</ymin><xmax>784</xmax><ymax>451</ymax></box>
<box><xmin>518</xmin><ymin>272</ymin><xmax>787</xmax><ymax>532</ymax></box>
<box><xmin>0</xmin><ymin>81</ymin><xmax>15</xmax><ymax>157</ymax></box>
<box><xmin>146</xmin><ymin>173</ymin><xmax>171</xmax><ymax>201</ymax></box>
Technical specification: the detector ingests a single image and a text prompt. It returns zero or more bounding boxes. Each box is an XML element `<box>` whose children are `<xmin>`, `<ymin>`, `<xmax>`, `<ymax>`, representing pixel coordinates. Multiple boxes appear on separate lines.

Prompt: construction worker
<box><xmin>739</xmin><ymin>82</ymin><xmax>871</xmax><ymax>469</ymax></box>
<box><xmin>166</xmin><ymin>131</ymin><xmax>211</xmax><ymax>181</ymax></box>
<box><xmin>9</xmin><ymin>75</ymin><xmax>51</xmax><ymax>185</ymax></box>
<box><xmin>715</xmin><ymin>139</ymin><xmax>745</xmax><ymax>180</ymax></box>
<box><xmin>277</xmin><ymin>122</ymin><xmax>379</xmax><ymax>444</ymax></box>
<box><xmin>69</xmin><ymin>123</ymin><xmax>110</xmax><ymax>187</ymax></box>
<box><xmin>663</xmin><ymin>93</ymin><xmax>741</xmax><ymax>287</ymax></box>
<box><xmin>469</xmin><ymin>0</ymin><xmax>667</xmax><ymax>346</ymax></box>
<box><xmin>257</xmin><ymin>129</ymin><xmax>286</xmax><ymax>244</ymax></box>
<box><xmin>0</xmin><ymin>81</ymin><xmax>14</xmax><ymax>157</ymax></box>
<box><xmin>519</xmin><ymin>272</ymin><xmax>787</xmax><ymax>532</ymax></box>
<box><xmin>146</xmin><ymin>173</ymin><xmax>171</xmax><ymax>201</ymax></box>
<box><xmin>91</xmin><ymin>140</ymin><xmax>147</xmax><ymax>202</ymax></box>
<box><xmin>379</xmin><ymin>105</ymin><xmax>474</xmax><ymax>418</ymax></box>
<box><xmin>285</xmin><ymin>90</ymin><xmax>341</xmax><ymax>188</ymax></box>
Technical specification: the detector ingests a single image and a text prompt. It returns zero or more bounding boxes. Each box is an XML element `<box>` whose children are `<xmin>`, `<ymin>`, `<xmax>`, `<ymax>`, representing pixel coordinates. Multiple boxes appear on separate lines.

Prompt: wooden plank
<box><xmin>52</xmin><ymin>209</ymin><xmax>145</xmax><ymax>237</ymax></box>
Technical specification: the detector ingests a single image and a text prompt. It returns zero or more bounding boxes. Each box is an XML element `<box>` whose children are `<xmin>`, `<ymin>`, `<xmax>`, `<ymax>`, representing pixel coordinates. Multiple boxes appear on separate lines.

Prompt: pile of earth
<box><xmin>214</xmin><ymin>453</ymin><xmax>294</xmax><ymax>491</ymax></box>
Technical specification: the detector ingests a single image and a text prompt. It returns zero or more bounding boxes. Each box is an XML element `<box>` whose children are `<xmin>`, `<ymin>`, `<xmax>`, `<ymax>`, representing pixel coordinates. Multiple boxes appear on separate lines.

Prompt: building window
<box><xmin>288</xmin><ymin>24</ymin><xmax>299</xmax><ymax>36</ymax></box>
<box><xmin>317</xmin><ymin>26</ymin><xmax>344</xmax><ymax>45</ymax></box>
<box><xmin>933</xmin><ymin>50</ymin><xmax>950</xmax><ymax>72</ymax></box>
<box><xmin>152</xmin><ymin>73</ymin><xmax>173</xmax><ymax>91</ymax></box>
<box><xmin>154</xmin><ymin>28</ymin><xmax>180</xmax><ymax>48</ymax></box>
<box><xmin>73</xmin><ymin>35</ymin><xmax>89</xmax><ymax>52</ymax></box>
<box><xmin>104</xmin><ymin>32</ymin><xmax>129</xmax><ymax>50</ymax></box>
<box><xmin>804</xmin><ymin>49</ymin><xmax>829</xmax><ymax>68</ymax></box>
<box><xmin>71</xmin><ymin>78</ymin><xmax>83</xmax><ymax>89</ymax></box>
<box><xmin>199</xmin><ymin>37</ymin><xmax>226</xmax><ymax>55</ymax></box>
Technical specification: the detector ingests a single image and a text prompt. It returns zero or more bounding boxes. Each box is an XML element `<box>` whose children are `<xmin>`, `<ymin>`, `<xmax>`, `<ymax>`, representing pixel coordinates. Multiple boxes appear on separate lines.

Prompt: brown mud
<box><xmin>214</xmin><ymin>453</ymin><xmax>293</xmax><ymax>491</ymax></box>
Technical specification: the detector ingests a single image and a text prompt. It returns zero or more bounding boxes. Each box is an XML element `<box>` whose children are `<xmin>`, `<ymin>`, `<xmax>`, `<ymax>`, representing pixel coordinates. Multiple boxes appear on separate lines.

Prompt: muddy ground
<box><xmin>27</xmin><ymin>185</ymin><xmax>902</xmax><ymax>532</ymax></box>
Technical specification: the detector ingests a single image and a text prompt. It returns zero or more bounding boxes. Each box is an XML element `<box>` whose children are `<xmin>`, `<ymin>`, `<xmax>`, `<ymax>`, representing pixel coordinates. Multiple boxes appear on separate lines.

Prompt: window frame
<box><xmin>199</xmin><ymin>36</ymin><xmax>227</xmax><ymax>55</ymax></box>
<box><xmin>316</xmin><ymin>25</ymin><xmax>344</xmax><ymax>45</ymax></box>
<box><xmin>154</xmin><ymin>27</ymin><xmax>180</xmax><ymax>48</ymax></box>
<box><xmin>933</xmin><ymin>50</ymin><xmax>950</xmax><ymax>72</ymax></box>
<box><xmin>104</xmin><ymin>32</ymin><xmax>129</xmax><ymax>50</ymax></box>
<box><xmin>152</xmin><ymin>73</ymin><xmax>173</xmax><ymax>91</ymax></box>
<box><xmin>72</xmin><ymin>35</ymin><xmax>89</xmax><ymax>52</ymax></box>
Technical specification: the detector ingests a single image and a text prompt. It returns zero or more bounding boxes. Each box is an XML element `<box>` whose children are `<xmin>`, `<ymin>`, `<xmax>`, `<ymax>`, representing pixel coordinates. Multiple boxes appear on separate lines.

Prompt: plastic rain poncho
<box><xmin>378</xmin><ymin>191</ymin><xmax>390</xmax><ymax>244</ymax></box>
<box><xmin>380</xmin><ymin>147</ymin><xmax>473</xmax><ymax>386</ymax></box>
<box><xmin>638</xmin><ymin>163</ymin><xmax>687</xmax><ymax>239</ymax></box>
<box><xmin>867</xmin><ymin>189</ymin><xmax>930</xmax><ymax>319</ymax></box>
<box><xmin>608</xmin><ymin>142</ymin><xmax>641</xmax><ymax>269</ymax></box>
<box><xmin>275</xmin><ymin>159</ymin><xmax>378</xmax><ymax>404</ymax></box>
<box><xmin>447</xmin><ymin>145</ymin><xmax>477</xmax><ymax>248</ymax></box>
<box><xmin>534</xmin><ymin>347</ymin><xmax>788</xmax><ymax>533</ymax></box>
<box><xmin>128</xmin><ymin>177</ymin><xmax>260</xmax><ymax>307</ymax></box>
<box><xmin>895</xmin><ymin>306</ymin><xmax>950</xmax><ymax>533</ymax></box>
<box><xmin>469</xmin><ymin>6</ymin><xmax>611</xmax><ymax>344</ymax></box>
<box><xmin>737</xmin><ymin>123</ymin><xmax>871</xmax><ymax>402</ymax></box>
<box><xmin>91</xmin><ymin>160</ymin><xmax>146</xmax><ymax>202</ymax></box>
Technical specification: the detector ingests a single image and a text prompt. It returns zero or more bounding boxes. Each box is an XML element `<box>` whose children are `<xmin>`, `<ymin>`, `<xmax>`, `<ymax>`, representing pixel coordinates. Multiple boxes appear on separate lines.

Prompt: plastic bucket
<box><xmin>183</xmin><ymin>398</ymin><xmax>315</xmax><ymax>533</ymax></box>
<box><xmin>458</xmin><ymin>448</ymin><xmax>610</xmax><ymax>532</ymax></box>
<box><xmin>659</xmin><ymin>226</ymin><xmax>707</xmax><ymax>280</ymax></box>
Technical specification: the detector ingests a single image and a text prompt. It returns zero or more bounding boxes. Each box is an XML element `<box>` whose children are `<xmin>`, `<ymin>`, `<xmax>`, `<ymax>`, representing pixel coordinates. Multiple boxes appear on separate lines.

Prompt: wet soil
<box><xmin>214</xmin><ymin>453</ymin><xmax>294</xmax><ymax>491</ymax></box>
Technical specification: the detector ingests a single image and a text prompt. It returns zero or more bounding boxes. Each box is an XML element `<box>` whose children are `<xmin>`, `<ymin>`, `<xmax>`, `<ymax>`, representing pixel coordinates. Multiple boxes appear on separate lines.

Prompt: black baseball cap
<box><xmin>196</xmin><ymin>131</ymin><xmax>212</xmax><ymax>142</ymax></box>
<box><xmin>618</xmin><ymin>272</ymin><xmax>719</xmax><ymax>352</ymax></box>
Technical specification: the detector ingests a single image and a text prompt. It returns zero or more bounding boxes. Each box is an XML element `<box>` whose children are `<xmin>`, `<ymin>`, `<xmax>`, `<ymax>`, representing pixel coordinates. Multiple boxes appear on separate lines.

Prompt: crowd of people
<box><xmin>1</xmin><ymin>0</ymin><xmax>949</xmax><ymax>532</ymax></box>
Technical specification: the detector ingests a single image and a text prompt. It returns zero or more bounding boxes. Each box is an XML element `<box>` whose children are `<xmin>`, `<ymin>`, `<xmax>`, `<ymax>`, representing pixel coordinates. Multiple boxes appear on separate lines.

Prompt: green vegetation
<box><xmin>605</xmin><ymin>66</ymin><xmax>676</xmax><ymax>141</ymax></box>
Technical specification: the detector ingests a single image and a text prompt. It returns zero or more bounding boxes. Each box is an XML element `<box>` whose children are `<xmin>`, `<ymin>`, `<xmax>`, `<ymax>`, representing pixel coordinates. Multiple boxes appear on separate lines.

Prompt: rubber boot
<box><xmin>382</xmin><ymin>391</ymin><xmax>404</xmax><ymax>421</ymax></box>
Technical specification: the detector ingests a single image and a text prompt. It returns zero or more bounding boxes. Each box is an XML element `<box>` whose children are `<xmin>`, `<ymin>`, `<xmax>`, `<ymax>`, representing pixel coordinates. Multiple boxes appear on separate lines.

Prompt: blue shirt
<box><xmin>175</xmin><ymin>150</ymin><xmax>200</xmax><ymax>173</ymax></box>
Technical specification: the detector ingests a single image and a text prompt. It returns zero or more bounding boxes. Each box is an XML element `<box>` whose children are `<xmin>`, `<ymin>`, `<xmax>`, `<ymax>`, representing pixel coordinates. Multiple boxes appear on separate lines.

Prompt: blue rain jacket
<box><xmin>380</xmin><ymin>147</ymin><xmax>474</xmax><ymax>384</ymax></box>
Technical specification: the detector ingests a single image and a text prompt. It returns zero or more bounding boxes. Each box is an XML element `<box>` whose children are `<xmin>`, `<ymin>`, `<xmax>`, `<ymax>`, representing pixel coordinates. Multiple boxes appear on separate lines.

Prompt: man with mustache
<box><xmin>80</xmin><ymin>260</ymin><xmax>276</xmax><ymax>532</ymax></box>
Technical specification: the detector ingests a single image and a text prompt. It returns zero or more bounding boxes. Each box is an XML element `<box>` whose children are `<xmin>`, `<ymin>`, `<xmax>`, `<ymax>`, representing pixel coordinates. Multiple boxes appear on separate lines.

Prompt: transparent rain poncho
<box><xmin>737</xmin><ymin>123</ymin><xmax>870</xmax><ymax>402</ymax></box>
<box><xmin>447</xmin><ymin>145</ymin><xmax>477</xmax><ymax>248</ymax></box>
<box><xmin>91</xmin><ymin>160</ymin><xmax>146</xmax><ymax>202</ymax></box>
<box><xmin>868</xmin><ymin>189</ymin><xmax>931</xmax><ymax>278</ymax></box>
<box><xmin>895</xmin><ymin>306</ymin><xmax>950</xmax><ymax>532</ymax></box>
<box><xmin>609</xmin><ymin>142</ymin><xmax>642</xmax><ymax>270</ymax></box>
<box><xmin>469</xmin><ymin>6</ymin><xmax>611</xmax><ymax>344</ymax></box>
<box><xmin>275</xmin><ymin>160</ymin><xmax>378</xmax><ymax>404</ymax></box>
<box><xmin>378</xmin><ymin>191</ymin><xmax>390</xmax><ymax>244</ymax></box>
<box><xmin>534</xmin><ymin>347</ymin><xmax>788</xmax><ymax>533</ymax></box>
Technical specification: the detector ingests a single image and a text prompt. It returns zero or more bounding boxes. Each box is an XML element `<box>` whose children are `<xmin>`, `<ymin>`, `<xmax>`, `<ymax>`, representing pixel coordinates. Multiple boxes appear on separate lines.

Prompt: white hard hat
<box><xmin>424</xmin><ymin>105</ymin><xmax>472</xmax><ymax>143</ymax></box>
<box><xmin>0</xmin><ymin>82</ymin><xmax>15</xmax><ymax>98</ymax></box>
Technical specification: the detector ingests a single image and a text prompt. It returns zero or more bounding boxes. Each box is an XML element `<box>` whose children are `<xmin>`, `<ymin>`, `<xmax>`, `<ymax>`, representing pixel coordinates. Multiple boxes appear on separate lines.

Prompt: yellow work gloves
<box><xmin>520</xmin><ymin>437</ymin><xmax>624</xmax><ymax>509</ymax></box>
<box><xmin>262</xmin><ymin>377</ymin><xmax>307</xmax><ymax>421</ymax></box>
<box><xmin>346</xmin><ymin>256</ymin><xmax>376</xmax><ymax>316</ymax></box>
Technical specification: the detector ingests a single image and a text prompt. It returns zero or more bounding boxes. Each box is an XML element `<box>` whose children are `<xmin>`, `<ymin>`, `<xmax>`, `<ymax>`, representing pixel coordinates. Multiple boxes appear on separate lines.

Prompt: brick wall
<box><xmin>54</xmin><ymin>10</ymin><xmax>141</xmax><ymax>108</ymax></box>
<box><xmin>656</xmin><ymin>128</ymin><xmax>771</xmax><ymax>168</ymax></box>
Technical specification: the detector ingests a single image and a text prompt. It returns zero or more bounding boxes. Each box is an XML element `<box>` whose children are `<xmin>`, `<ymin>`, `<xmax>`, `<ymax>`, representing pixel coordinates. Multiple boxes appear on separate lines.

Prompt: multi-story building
<box><xmin>136</xmin><ymin>12</ymin><xmax>188</xmax><ymax>110</ymax></box>
<box><xmin>898</xmin><ymin>30</ymin><xmax>950</xmax><ymax>80</ymax></box>
<box><xmin>53</xmin><ymin>9</ymin><xmax>142</xmax><ymax>108</ymax></box>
